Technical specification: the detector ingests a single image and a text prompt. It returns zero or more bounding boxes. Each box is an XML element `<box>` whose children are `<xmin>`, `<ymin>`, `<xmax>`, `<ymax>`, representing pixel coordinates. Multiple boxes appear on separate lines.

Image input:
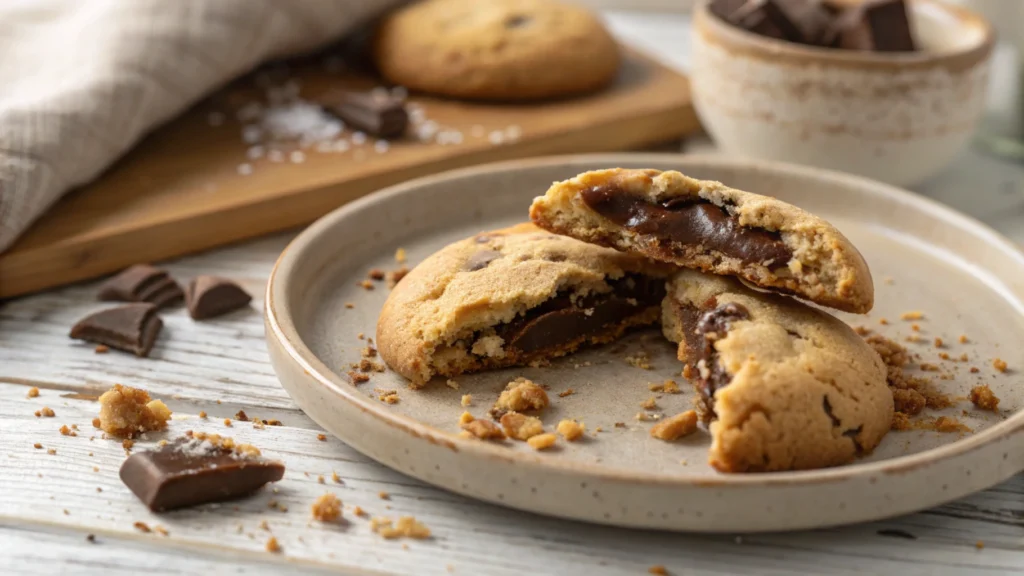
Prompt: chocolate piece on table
<box><xmin>185</xmin><ymin>276</ymin><xmax>253</xmax><ymax>320</ymax></box>
<box><xmin>120</xmin><ymin>437</ymin><xmax>285</xmax><ymax>512</ymax></box>
<box><xmin>824</xmin><ymin>0</ymin><xmax>915</xmax><ymax>52</ymax></box>
<box><xmin>98</xmin><ymin>264</ymin><xmax>183</xmax><ymax>309</ymax></box>
<box><xmin>760</xmin><ymin>0</ymin><xmax>832</xmax><ymax>44</ymax></box>
<box><xmin>69</xmin><ymin>303</ymin><xmax>163</xmax><ymax>357</ymax></box>
<box><xmin>327</xmin><ymin>90</ymin><xmax>408</xmax><ymax>139</ymax></box>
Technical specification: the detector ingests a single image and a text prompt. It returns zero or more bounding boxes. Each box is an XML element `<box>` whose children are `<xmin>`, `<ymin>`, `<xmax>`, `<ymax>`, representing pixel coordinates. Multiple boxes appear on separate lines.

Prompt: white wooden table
<box><xmin>2</xmin><ymin>12</ymin><xmax>1022</xmax><ymax>576</ymax></box>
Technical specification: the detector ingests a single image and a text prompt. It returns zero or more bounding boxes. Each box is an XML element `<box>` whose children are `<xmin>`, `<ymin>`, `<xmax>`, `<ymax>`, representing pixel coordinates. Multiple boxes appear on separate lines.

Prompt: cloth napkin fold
<box><xmin>0</xmin><ymin>0</ymin><xmax>400</xmax><ymax>253</ymax></box>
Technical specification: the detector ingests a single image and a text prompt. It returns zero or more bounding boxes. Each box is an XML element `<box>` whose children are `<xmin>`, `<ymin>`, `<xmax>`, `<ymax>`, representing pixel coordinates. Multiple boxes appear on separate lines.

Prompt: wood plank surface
<box><xmin>0</xmin><ymin>48</ymin><xmax>698</xmax><ymax>299</ymax></box>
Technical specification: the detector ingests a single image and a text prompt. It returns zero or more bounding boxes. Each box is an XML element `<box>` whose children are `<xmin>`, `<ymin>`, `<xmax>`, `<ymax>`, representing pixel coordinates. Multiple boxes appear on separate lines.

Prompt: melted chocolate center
<box><xmin>495</xmin><ymin>275</ymin><xmax>665</xmax><ymax>355</ymax></box>
<box><xmin>580</xmin><ymin>186</ymin><xmax>793</xmax><ymax>266</ymax></box>
<box><xmin>679</xmin><ymin>301</ymin><xmax>751</xmax><ymax>415</ymax></box>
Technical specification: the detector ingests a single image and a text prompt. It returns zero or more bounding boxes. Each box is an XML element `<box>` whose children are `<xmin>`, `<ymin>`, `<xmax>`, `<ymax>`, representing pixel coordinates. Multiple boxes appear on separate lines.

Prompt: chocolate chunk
<box><xmin>465</xmin><ymin>250</ymin><xmax>502</xmax><ymax>271</ymax></box>
<box><xmin>760</xmin><ymin>0</ymin><xmax>832</xmax><ymax>44</ymax></box>
<box><xmin>679</xmin><ymin>301</ymin><xmax>751</xmax><ymax>416</ymax></box>
<box><xmin>70</xmin><ymin>303</ymin><xmax>163</xmax><ymax>357</ymax></box>
<box><xmin>120</xmin><ymin>438</ymin><xmax>284</xmax><ymax>512</ymax></box>
<box><xmin>327</xmin><ymin>90</ymin><xmax>408</xmax><ymax>138</ymax></box>
<box><xmin>498</xmin><ymin>275</ymin><xmax>666</xmax><ymax>355</ymax></box>
<box><xmin>581</xmin><ymin>187</ymin><xmax>793</xmax><ymax>267</ymax></box>
<box><xmin>824</xmin><ymin>0</ymin><xmax>915</xmax><ymax>52</ymax></box>
<box><xmin>185</xmin><ymin>276</ymin><xmax>252</xmax><ymax>320</ymax></box>
<box><xmin>97</xmin><ymin>264</ymin><xmax>183</xmax><ymax>309</ymax></box>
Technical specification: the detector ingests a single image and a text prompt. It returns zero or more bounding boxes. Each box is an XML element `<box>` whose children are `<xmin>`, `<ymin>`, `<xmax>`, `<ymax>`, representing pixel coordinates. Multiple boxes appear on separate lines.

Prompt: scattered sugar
<box><xmin>416</xmin><ymin>121</ymin><xmax>439</xmax><ymax>142</ymax></box>
<box><xmin>261</xmin><ymin>101</ymin><xmax>342</xmax><ymax>144</ymax></box>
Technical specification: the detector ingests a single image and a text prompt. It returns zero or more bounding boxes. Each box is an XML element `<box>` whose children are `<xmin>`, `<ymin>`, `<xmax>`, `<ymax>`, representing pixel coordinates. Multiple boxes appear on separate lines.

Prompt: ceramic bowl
<box><xmin>690</xmin><ymin>0</ymin><xmax>995</xmax><ymax>187</ymax></box>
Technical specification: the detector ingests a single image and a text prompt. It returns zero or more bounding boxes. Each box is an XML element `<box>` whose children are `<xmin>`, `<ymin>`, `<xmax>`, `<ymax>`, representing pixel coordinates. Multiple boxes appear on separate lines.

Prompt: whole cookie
<box><xmin>373</xmin><ymin>0</ymin><xmax>621</xmax><ymax>100</ymax></box>
<box><xmin>376</xmin><ymin>223</ymin><xmax>672</xmax><ymax>386</ymax></box>
<box><xmin>662</xmin><ymin>269</ymin><xmax>892</xmax><ymax>473</ymax></box>
<box><xmin>531</xmin><ymin>168</ymin><xmax>875</xmax><ymax>313</ymax></box>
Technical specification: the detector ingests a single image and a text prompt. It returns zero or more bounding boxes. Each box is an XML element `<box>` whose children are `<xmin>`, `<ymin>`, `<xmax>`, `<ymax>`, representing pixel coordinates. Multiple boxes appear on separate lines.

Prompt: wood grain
<box><xmin>0</xmin><ymin>49</ymin><xmax>698</xmax><ymax>299</ymax></box>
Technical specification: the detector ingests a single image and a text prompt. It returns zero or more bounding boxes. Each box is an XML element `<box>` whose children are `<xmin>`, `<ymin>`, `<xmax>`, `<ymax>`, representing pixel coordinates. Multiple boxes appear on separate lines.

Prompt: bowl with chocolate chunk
<box><xmin>692</xmin><ymin>0</ymin><xmax>994</xmax><ymax>186</ymax></box>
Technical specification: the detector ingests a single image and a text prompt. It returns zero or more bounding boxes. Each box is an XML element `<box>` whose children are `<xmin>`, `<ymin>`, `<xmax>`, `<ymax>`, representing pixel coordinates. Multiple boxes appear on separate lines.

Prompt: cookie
<box><xmin>530</xmin><ymin>168</ymin><xmax>874</xmax><ymax>313</ymax></box>
<box><xmin>376</xmin><ymin>223</ymin><xmax>672</xmax><ymax>387</ymax></box>
<box><xmin>373</xmin><ymin>0</ymin><xmax>621</xmax><ymax>100</ymax></box>
<box><xmin>662</xmin><ymin>269</ymin><xmax>892</xmax><ymax>473</ymax></box>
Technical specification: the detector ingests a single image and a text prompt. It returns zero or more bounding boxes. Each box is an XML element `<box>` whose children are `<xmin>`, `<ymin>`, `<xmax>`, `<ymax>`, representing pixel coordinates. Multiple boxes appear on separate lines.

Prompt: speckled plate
<box><xmin>265</xmin><ymin>154</ymin><xmax>1024</xmax><ymax>532</ymax></box>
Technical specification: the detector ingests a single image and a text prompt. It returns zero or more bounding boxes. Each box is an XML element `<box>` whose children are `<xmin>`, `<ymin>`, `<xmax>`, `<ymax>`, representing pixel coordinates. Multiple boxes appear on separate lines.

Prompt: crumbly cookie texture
<box><xmin>662</xmin><ymin>270</ymin><xmax>892</xmax><ymax>473</ymax></box>
<box><xmin>530</xmin><ymin>168</ymin><xmax>874</xmax><ymax>314</ymax></box>
<box><xmin>373</xmin><ymin>0</ymin><xmax>620</xmax><ymax>100</ymax></box>
<box><xmin>97</xmin><ymin>384</ymin><xmax>172</xmax><ymax>438</ymax></box>
<box><xmin>377</xmin><ymin>223</ymin><xmax>672</xmax><ymax>386</ymax></box>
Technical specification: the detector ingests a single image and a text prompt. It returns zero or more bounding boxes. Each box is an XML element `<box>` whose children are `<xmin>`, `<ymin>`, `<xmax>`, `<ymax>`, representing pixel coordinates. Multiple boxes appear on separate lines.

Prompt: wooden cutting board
<box><xmin>0</xmin><ymin>49</ymin><xmax>698</xmax><ymax>299</ymax></box>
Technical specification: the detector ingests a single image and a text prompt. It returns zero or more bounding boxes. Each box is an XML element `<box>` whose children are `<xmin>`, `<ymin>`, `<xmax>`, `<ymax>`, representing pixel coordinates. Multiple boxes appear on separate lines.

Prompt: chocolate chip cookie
<box><xmin>530</xmin><ymin>168</ymin><xmax>874</xmax><ymax>313</ymax></box>
<box><xmin>662</xmin><ymin>269</ymin><xmax>892</xmax><ymax>473</ymax></box>
<box><xmin>376</xmin><ymin>223</ymin><xmax>672</xmax><ymax>387</ymax></box>
<box><xmin>373</xmin><ymin>0</ymin><xmax>621</xmax><ymax>100</ymax></box>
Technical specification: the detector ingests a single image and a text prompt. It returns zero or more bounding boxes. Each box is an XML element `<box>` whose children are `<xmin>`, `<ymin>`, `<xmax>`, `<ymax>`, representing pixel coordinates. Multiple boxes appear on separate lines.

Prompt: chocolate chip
<box><xmin>97</xmin><ymin>264</ymin><xmax>183</xmax><ymax>309</ymax></box>
<box><xmin>581</xmin><ymin>187</ymin><xmax>793</xmax><ymax>267</ymax></box>
<box><xmin>69</xmin><ymin>303</ymin><xmax>163</xmax><ymax>357</ymax></box>
<box><xmin>679</xmin><ymin>301</ymin><xmax>751</xmax><ymax>417</ymax></box>
<box><xmin>119</xmin><ymin>439</ymin><xmax>284</xmax><ymax>512</ymax></box>
<box><xmin>465</xmin><ymin>250</ymin><xmax>502</xmax><ymax>271</ymax></box>
<box><xmin>823</xmin><ymin>0</ymin><xmax>915</xmax><ymax>52</ymax></box>
<box><xmin>185</xmin><ymin>276</ymin><xmax>252</xmax><ymax>320</ymax></box>
<box><xmin>327</xmin><ymin>90</ymin><xmax>408</xmax><ymax>138</ymax></box>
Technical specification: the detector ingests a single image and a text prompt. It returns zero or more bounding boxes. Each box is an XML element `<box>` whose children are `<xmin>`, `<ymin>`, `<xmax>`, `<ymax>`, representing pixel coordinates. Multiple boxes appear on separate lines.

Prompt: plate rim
<box><xmin>266</xmin><ymin>152</ymin><xmax>1024</xmax><ymax>488</ymax></box>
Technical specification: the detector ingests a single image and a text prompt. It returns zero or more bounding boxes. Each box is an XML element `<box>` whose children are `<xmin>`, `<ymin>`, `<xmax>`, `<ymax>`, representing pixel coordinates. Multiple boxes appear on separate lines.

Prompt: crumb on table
<box><xmin>527</xmin><ymin>433</ymin><xmax>557</xmax><ymax>451</ymax></box>
<box><xmin>969</xmin><ymin>385</ymin><xmax>1000</xmax><ymax>412</ymax></box>
<box><xmin>368</xmin><ymin>269</ymin><xmax>385</xmax><ymax>281</ymax></box>
<box><xmin>265</xmin><ymin>536</ymin><xmax>281</xmax><ymax>553</ymax></box>
<box><xmin>648</xmin><ymin>566</ymin><xmax>669</xmax><ymax>575</ymax></box>
<box><xmin>993</xmin><ymin>358</ymin><xmax>1008</xmax><ymax>373</ymax></box>
<box><xmin>460</xmin><ymin>418</ymin><xmax>505</xmax><ymax>441</ymax></box>
<box><xmin>133</xmin><ymin>521</ymin><xmax>151</xmax><ymax>533</ymax></box>
<box><xmin>959</xmin><ymin>334</ymin><xmax>969</xmax><ymax>344</ymax></box>
<box><xmin>640</xmin><ymin>396</ymin><xmax>658</xmax><ymax>410</ymax></box>
<box><xmin>461</xmin><ymin>394</ymin><xmax>472</xmax><ymax>407</ymax></box>
<box><xmin>489</xmin><ymin>377</ymin><xmax>548</xmax><ymax>419</ymax></box>
<box><xmin>371</xmin><ymin>515</ymin><xmax>430</xmax><ymax>539</ymax></box>
<box><xmin>317</xmin><ymin>434</ymin><xmax>327</xmax><ymax>441</ymax></box>
<box><xmin>95</xmin><ymin>344</ymin><xmax>110</xmax><ymax>354</ymax></box>
<box><xmin>557</xmin><ymin>388</ymin><xmax>575</xmax><ymax>398</ymax></box>
<box><xmin>311</xmin><ymin>493</ymin><xmax>343</xmax><ymax>522</ymax></box>
<box><xmin>556</xmin><ymin>419</ymin><xmax>584</xmax><ymax>441</ymax></box>
<box><xmin>97</xmin><ymin>384</ymin><xmax>171</xmax><ymax>437</ymax></box>
<box><xmin>500</xmin><ymin>412</ymin><xmax>544</xmax><ymax>441</ymax></box>
<box><xmin>446</xmin><ymin>379</ymin><xmax>460</xmax><ymax>390</ymax></box>
<box><xmin>625</xmin><ymin>351</ymin><xmax>652</xmax><ymax>370</ymax></box>
<box><xmin>900</xmin><ymin>311</ymin><xmax>924</xmax><ymax>321</ymax></box>
<box><xmin>26</xmin><ymin>387</ymin><xmax>39</xmax><ymax>398</ymax></box>
<box><xmin>36</xmin><ymin>406</ymin><xmax>55</xmax><ymax>418</ymax></box>
<box><xmin>649</xmin><ymin>411</ymin><xmax>698</xmax><ymax>442</ymax></box>
<box><xmin>394</xmin><ymin>248</ymin><xmax>407</xmax><ymax>263</ymax></box>
<box><xmin>347</xmin><ymin>370</ymin><xmax>370</xmax><ymax>384</ymax></box>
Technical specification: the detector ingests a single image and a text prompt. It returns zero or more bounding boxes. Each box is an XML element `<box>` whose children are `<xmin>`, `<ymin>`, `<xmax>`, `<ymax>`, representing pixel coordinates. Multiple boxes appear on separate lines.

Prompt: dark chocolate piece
<box><xmin>120</xmin><ymin>438</ymin><xmax>284</xmax><ymax>512</ymax></box>
<box><xmin>98</xmin><ymin>264</ymin><xmax>183</xmax><ymax>309</ymax></box>
<box><xmin>679</xmin><ymin>301</ymin><xmax>751</xmax><ymax>416</ymax></box>
<box><xmin>69</xmin><ymin>303</ymin><xmax>163</xmax><ymax>357</ymax></box>
<box><xmin>824</xmin><ymin>0</ymin><xmax>915</xmax><ymax>52</ymax></box>
<box><xmin>760</xmin><ymin>0</ymin><xmax>832</xmax><ymax>44</ymax></box>
<box><xmin>581</xmin><ymin>187</ymin><xmax>793</xmax><ymax>267</ymax></box>
<box><xmin>497</xmin><ymin>275</ymin><xmax>666</xmax><ymax>355</ymax></box>
<box><xmin>327</xmin><ymin>90</ymin><xmax>408</xmax><ymax>138</ymax></box>
<box><xmin>185</xmin><ymin>276</ymin><xmax>252</xmax><ymax>320</ymax></box>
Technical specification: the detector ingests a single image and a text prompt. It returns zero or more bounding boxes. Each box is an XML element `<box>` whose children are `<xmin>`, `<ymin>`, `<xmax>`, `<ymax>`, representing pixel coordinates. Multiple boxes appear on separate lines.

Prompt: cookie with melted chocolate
<box><xmin>376</xmin><ymin>223</ymin><xmax>673</xmax><ymax>387</ymax></box>
<box><xmin>529</xmin><ymin>168</ymin><xmax>874</xmax><ymax>314</ymax></box>
<box><xmin>661</xmin><ymin>269</ymin><xmax>892</xmax><ymax>473</ymax></box>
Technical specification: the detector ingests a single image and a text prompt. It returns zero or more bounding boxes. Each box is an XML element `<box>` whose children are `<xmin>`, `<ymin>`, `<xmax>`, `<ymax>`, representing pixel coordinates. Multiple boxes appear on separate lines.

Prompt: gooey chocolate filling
<box><xmin>580</xmin><ymin>186</ymin><xmax>793</xmax><ymax>266</ymax></box>
<box><xmin>491</xmin><ymin>275</ymin><xmax>666</xmax><ymax>356</ymax></box>
<box><xmin>679</xmin><ymin>301</ymin><xmax>751</xmax><ymax>416</ymax></box>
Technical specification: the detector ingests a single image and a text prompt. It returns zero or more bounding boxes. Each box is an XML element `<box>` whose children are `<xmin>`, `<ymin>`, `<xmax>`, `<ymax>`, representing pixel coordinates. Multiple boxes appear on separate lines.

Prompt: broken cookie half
<box><xmin>662</xmin><ymin>269</ymin><xmax>892</xmax><ymax>473</ymax></box>
<box><xmin>377</xmin><ymin>223</ymin><xmax>673</xmax><ymax>387</ymax></box>
<box><xmin>530</xmin><ymin>168</ymin><xmax>873</xmax><ymax>313</ymax></box>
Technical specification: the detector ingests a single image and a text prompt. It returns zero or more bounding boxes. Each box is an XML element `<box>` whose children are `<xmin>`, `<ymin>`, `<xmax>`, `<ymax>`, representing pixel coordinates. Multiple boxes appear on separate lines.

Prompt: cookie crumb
<box><xmin>353</xmin><ymin>506</ymin><xmax>367</xmax><ymax>517</ymax></box>
<box><xmin>556</xmin><ymin>419</ymin><xmax>584</xmax><ymax>441</ymax></box>
<box><xmin>39</xmin><ymin>406</ymin><xmax>55</xmax><ymax>418</ymax></box>
<box><xmin>649</xmin><ymin>411</ymin><xmax>698</xmax><ymax>441</ymax></box>
<box><xmin>122</xmin><ymin>439</ymin><xmax>134</xmax><ymax>453</ymax></box>
<box><xmin>153</xmin><ymin>526</ymin><xmax>169</xmax><ymax>537</ymax></box>
<box><xmin>311</xmin><ymin>493</ymin><xmax>343</xmax><ymax>522</ymax></box>
<box><xmin>358</xmin><ymin>358</ymin><xmax>386</xmax><ymax>373</ymax></box>
<box><xmin>95</xmin><ymin>344</ymin><xmax>110</xmax><ymax>354</ymax></box>
<box><xmin>625</xmin><ymin>351</ymin><xmax>652</xmax><ymax>370</ymax></box>
<box><xmin>500</xmin><ymin>412</ymin><xmax>544</xmax><ymax>440</ymax></box>
<box><xmin>47</xmin><ymin>448</ymin><xmax>56</xmax><ymax>455</ymax></box>
<box><xmin>347</xmin><ymin>370</ymin><xmax>371</xmax><ymax>384</ymax></box>
<box><xmin>224</xmin><ymin>418</ymin><xmax>232</xmax><ymax>427</ymax></box>
<box><xmin>969</xmin><ymin>385</ymin><xmax>999</xmax><ymax>412</ymax></box>
<box><xmin>265</xmin><ymin>537</ymin><xmax>281</xmax><ymax>553</ymax></box>
<box><xmin>959</xmin><ymin>353</ymin><xmax>968</xmax><ymax>362</ymax></box>
<box><xmin>86</xmin><ymin>534</ymin><xmax>96</xmax><ymax>543</ymax></box>
<box><xmin>460</xmin><ymin>394</ymin><xmax>472</xmax><ymax>407</ymax></box>
<box><xmin>395</xmin><ymin>248</ymin><xmax>407</xmax><ymax>263</ymax></box>
<box><xmin>33</xmin><ymin>443</ymin><xmax>42</xmax><ymax>449</ymax></box>
<box><xmin>460</xmin><ymin>419</ymin><xmax>505</xmax><ymax>441</ymax></box>
<box><xmin>489</xmin><ymin>377</ymin><xmax>548</xmax><ymax>419</ymax></box>
<box><xmin>26</xmin><ymin>387</ymin><xmax>39</xmax><ymax>398</ymax></box>
<box><xmin>361</xmin><ymin>346</ymin><xmax>378</xmax><ymax>358</ymax></box>
<box><xmin>368</xmin><ymin>269</ymin><xmax>386</xmax><ymax>281</ymax></box>
<box><xmin>357</xmin><ymin>280</ymin><xmax>375</xmax><ymax>291</ymax></box>
<box><xmin>934</xmin><ymin>338</ymin><xmax>943</xmax><ymax>348</ymax></box>
<box><xmin>378</xmin><ymin>491</ymin><xmax>390</xmax><ymax>500</ymax></box>
<box><xmin>635</xmin><ymin>412</ymin><xmax>660</xmax><ymax>422</ymax></box>
<box><xmin>681</xmin><ymin>364</ymin><xmax>694</xmax><ymax>379</ymax></box>
<box><xmin>938</xmin><ymin>352</ymin><xmax>950</xmax><ymax>361</ymax></box>
<box><xmin>648</xmin><ymin>566</ymin><xmax>669</xmax><ymax>575</ymax></box>
<box><xmin>970</xmin><ymin>366</ymin><xmax>980</xmax><ymax>374</ymax></box>
<box><xmin>527</xmin><ymin>433</ymin><xmax>557</xmax><ymax>451</ymax></box>
<box><xmin>446</xmin><ymin>379</ymin><xmax>460</xmax><ymax>390</ymax></box>
<box><xmin>614</xmin><ymin>422</ymin><xmax>626</xmax><ymax>428</ymax></box>
<box><xmin>879</xmin><ymin>318</ymin><xmax>889</xmax><ymax>325</ymax></box>
<box><xmin>387</xmin><ymin>267</ymin><xmax>410</xmax><ymax>289</ymax></box>
<box><xmin>900</xmin><ymin>311</ymin><xmax>924</xmax><ymax>320</ymax></box>
<box><xmin>557</xmin><ymin>388</ymin><xmax>575</xmax><ymax>398</ymax></box>
<box><xmin>640</xmin><ymin>397</ymin><xmax>658</xmax><ymax>410</ymax></box>
<box><xmin>97</xmin><ymin>384</ymin><xmax>171</xmax><ymax>437</ymax></box>
<box><xmin>935</xmin><ymin>416</ymin><xmax>971</xmax><ymax>433</ymax></box>
<box><xmin>458</xmin><ymin>411</ymin><xmax>474</xmax><ymax>426</ymax></box>
<box><xmin>959</xmin><ymin>334</ymin><xmax>968</xmax><ymax>344</ymax></box>
<box><xmin>59</xmin><ymin>424</ymin><xmax>75</xmax><ymax>436</ymax></box>
<box><xmin>378</xmin><ymin>390</ymin><xmax>400</xmax><ymax>404</ymax></box>
<box><xmin>975</xmin><ymin>540</ymin><xmax>985</xmax><ymax>550</ymax></box>
<box><xmin>345</xmin><ymin>302</ymin><xmax>355</xmax><ymax>309</ymax></box>
<box><xmin>993</xmin><ymin>358</ymin><xmax>1008</xmax><ymax>373</ymax></box>
<box><xmin>372</xmin><ymin>516</ymin><xmax>430</xmax><ymax>539</ymax></box>
<box><xmin>662</xmin><ymin>380</ymin><xmax>680</xmax><ymax>394</ymax></box>
<box><xmin>234</xmin><ymin>410</ymin><xmax>249</xmax><ymax>422</ymax></box>
<box><xmin>317</xmin><ymin>434</ymin><xmax>327</xmax><ymax>441</ymax></box>
<box><xmin>911</xmin><ymin>324</ymin><xmax>921</xmax><ymax>332</ymax></box>
<box><xmin>198</xmin><ymin>411</ymin><xmax>207</xmax><ymax>419</ymax></box>
<box><xmin>134</xmin><ymin>521</ymin><xmax>151</xmax><ymax>533</ymax></box>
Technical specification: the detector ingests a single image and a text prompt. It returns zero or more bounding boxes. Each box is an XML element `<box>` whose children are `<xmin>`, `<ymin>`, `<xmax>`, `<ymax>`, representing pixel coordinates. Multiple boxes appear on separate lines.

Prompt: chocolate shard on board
<box><xmin>186</xmin><ymin>276</ymin><xmax>253</xmax><ymax>320</ymax></box>
<box><xmin>69</xmin><ymin>303</ymin><xmax>163</xmax><ymax>357</ymax></box>
<box><xmin>120</xmin><ymin>435</ymin><xmax>285</xmax><ymax>512</ymax></box>
<box><xmin>327</xmin><ymin>90</ymin><xmax>408</xmax><ymax>138</ymax></box>
<box><xmin>823</xmin><ymin>0</ymin><xmax>915</xmax><ymax>52</ymax></box>
<box><xmin>97</xmin><ymin>264</ymin><xmax>183</xmax><ymax>309</ymax></box>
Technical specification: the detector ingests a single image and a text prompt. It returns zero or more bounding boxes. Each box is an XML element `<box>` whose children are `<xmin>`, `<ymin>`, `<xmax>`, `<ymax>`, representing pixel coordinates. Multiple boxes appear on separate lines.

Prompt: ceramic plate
<box><xmin>265</xmin><ymin>154</ymin><xmax>1024</xmax><ymax>532</ymax></box>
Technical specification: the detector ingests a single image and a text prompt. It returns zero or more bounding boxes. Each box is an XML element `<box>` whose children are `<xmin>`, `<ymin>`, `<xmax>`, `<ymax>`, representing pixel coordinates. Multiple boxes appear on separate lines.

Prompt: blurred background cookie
<box><xmin>373</xmin><ymin>0</ymin><xmax>621</xmax><ymax>100</ymax></box>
